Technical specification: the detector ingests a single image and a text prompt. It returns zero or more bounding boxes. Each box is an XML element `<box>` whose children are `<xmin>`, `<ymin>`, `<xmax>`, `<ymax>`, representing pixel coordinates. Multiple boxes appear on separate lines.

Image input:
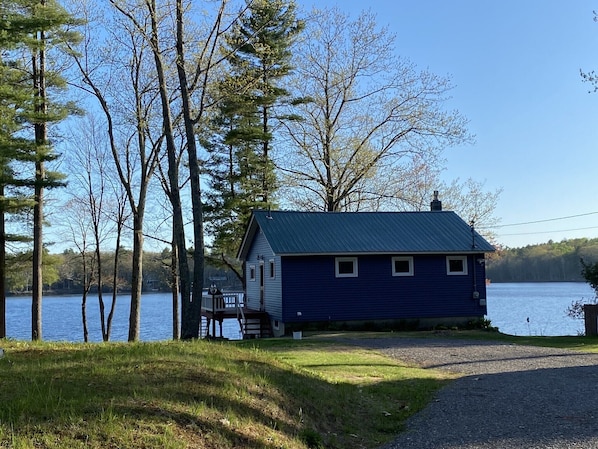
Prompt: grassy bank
<box><xmin>0</xmin><ymin>337</ymin><xmax>453</xmax><ymax>449</ymax></box>
<box><xmin>318</xmin><ymin>329</ymin><xmax>598</xmax><ymax>352</ymax></box>
<box><xmin>4</xmin><ymin>332</ymin><xmax>597</xmax><ymax>449</ymax></box>
<box><xmin>419</xmin><ymin>330</ymin><xmax>598</xmax><ymax>351</ymax></box>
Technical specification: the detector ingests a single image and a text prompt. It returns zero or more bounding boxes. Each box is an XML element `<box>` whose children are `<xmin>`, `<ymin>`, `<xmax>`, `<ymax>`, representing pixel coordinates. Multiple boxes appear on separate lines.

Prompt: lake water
<box><xmin>4</xmin><ymin>293</ymin><xmax>244</xmax><ymax>342</ymax></box>
<box><xmin>486</xmin><ymin>282</ymin><xmax>595</xmax><ymax>336</ymax></box>
<box><xmin>2</xmin><ymin>283</ymin><xmax>595</xmax><ymax>341</ymax></box>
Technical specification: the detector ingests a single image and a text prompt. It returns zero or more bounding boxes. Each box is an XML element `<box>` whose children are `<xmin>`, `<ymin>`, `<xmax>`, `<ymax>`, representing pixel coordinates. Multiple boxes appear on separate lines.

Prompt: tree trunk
<box><xmin>145</xmin><ymin>0</ymin><xmax>193</xmax><ymax>340</ymax></box>
<box><xmin>0</xmin><ymin>184</ymin><xmax>5</xmax><ymax>339</ymax></box>
<box><xmin>92</xmin><ymin>234</ymin><xmax>106</xmax><ymax>339</ymax></box>
<box><xmin>171</xmin><ymin>236</ymin><xmax>180</xmax><ymax>340</ymax></box>
<box><xmin>128</xmin><ymin>214</ymin><xmax>144</xmax><ymax>341</ymax></box>
<box><xmin>81</xmin><ymin>292</ymin><xmax>89</xmax><ymax>343</ymax></box>
<box><xmin>171</xmin><ymin>190</ymin><xmax>191</xmax><ymax>338</ymax></box>
<box><xmin>176</xmin><ymin>0</ymin><xmax>204</xmax><ymax>339</ymax></box>
<box><xmin>31</xmin><ymin>31</ymin><xmax>47</xmax><ymax>341</ymax></box>
<box><xmin>31</xmin><ymin>166</ymin><xmax>43</xmax><ymax>341</ymax></box>
<box><xmin>108</xmin><ymin>220</ymin><xmax>123</xmax><ymax>341</ymax></box>
<box><xmin>81</xmin><ymin>251</ymin><xmax>89</xmax><ymax>342</ymax></box>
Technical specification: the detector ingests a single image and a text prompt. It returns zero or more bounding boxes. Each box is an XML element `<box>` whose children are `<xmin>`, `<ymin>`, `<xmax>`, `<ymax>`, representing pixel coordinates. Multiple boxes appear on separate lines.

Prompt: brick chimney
<box><xmin>430</xmin><ymin>190</ymin><xmax>442</xmax><ymax>211</ymax></box>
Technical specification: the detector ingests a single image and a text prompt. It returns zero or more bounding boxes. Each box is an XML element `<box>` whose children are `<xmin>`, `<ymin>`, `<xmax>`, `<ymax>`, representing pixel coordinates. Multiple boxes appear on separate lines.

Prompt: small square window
<box><xmin>392</xmin><ymin>256</ymin><xmax>413</xmax><ymax>276</ymax></box>
<box><xmin>446</xmin><ymin>256</ymin><xmax>468</xmax><ymax>275</ymax></box>
<box><xmin>335</xmin><ymin>257</ymin><xmax>358</xmax><ymax>278</ymax></box>
<box><xmin>249</xmin><ymin>265</ymin><xmax>256</xmax><ymax>281</ymax></box>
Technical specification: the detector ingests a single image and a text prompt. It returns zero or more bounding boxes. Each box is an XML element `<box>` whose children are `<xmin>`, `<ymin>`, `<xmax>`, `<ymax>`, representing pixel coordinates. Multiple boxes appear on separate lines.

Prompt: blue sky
<box><xmin>300</xmin><ymin>0</ymin><xmax>598</xmax><ymax>248</ymax></box>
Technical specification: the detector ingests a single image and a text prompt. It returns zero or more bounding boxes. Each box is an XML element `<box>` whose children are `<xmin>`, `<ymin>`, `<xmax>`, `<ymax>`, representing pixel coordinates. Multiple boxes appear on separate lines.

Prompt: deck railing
<box><xmin>202</xmin><ymin>292</ymin><xmax>245</xmax><ymax>313</ymax></box>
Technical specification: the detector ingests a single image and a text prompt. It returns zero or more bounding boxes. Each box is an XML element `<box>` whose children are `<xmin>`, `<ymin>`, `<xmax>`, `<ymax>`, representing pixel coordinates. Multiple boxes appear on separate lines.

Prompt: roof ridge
<box><xmin>254</xmin><ymin>209</ymin><xmax>453</xmax><ymax>214</ymax></box>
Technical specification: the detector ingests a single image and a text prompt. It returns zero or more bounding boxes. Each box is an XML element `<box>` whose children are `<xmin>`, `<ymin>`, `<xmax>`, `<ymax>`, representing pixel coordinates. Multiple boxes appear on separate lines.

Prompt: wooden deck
<box><xmin>201</xmin><ymin>292</ymin><xmax>271</xmax><ymax>339</ymax></box>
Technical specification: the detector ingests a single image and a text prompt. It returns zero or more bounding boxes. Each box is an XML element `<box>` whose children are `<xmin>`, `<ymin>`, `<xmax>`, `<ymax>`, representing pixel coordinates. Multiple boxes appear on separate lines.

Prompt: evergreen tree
<box><xmin>0</xmin><ymin>0</ymin><xmax>80</xmax><ymax>340</ymax></box>
<box><xmin>205</xmin><ymin>0</ymin><xmax>303</xmax><ymax>262</ymax></box>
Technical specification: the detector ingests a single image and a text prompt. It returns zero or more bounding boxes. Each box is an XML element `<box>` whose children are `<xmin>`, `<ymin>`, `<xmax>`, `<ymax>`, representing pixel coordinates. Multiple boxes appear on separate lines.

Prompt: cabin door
<box><xmin>259</xmin><ymin>262</ymin><xmax>265</xmax><ymax>311</ymax></box>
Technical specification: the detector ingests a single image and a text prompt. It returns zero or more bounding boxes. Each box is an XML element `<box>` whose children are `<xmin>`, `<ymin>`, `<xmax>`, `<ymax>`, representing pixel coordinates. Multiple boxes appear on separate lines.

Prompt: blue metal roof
<box><xmin>238</xmin><ymin>210</ymin><xmax>495</xmax><ymax>259</ymax></box>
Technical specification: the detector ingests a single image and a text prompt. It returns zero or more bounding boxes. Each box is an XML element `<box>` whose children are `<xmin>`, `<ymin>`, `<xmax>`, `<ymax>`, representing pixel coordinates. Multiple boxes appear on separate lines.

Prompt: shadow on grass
<box><xmin>0</xmin><ymin>339</ymin><xmax>446</xmax><ymax>449</ymax></box>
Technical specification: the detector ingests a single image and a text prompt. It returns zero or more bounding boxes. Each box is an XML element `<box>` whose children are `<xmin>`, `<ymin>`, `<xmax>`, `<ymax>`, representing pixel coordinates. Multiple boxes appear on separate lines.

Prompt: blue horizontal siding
<box><xmin>281</xmin><ymin>254</ymin><xmax>487</xmax><ymax>323</ymax></box>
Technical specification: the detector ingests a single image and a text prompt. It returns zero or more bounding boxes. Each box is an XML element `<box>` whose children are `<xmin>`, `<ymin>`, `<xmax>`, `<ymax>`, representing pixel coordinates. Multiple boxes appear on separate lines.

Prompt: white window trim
<box><xmin>446</xmin><ymin>256</ymin><xmax>468</xmax><ymax>275</ymax></box>
<box><xmin>269</xmin><ymin>259</ymin><xmax>276</xmax><ymax>279</ymax></box>
<box><xmin>249</xmin><ymin>264</ymin><xmax>256</xmax><ymax>281</ymax></box>
<box><xmin>392</xmin><ymin>256</ymin><xmax>414</xmax><ymax>276</ymax></box>
<box><xmin>335</xmin><ymin>257</ymin><xmax>358</xmax><ymax>278</ymax></box>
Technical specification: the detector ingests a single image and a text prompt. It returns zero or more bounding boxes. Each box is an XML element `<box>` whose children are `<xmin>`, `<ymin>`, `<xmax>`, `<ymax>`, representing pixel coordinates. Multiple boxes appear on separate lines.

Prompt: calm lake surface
<box><xmin>486</xmin><ymin>282</ymin><xmax>594</xmax><ymax>336</ymax></box>
<box><xmin>3</xmin><ymin>282</ymin><xmax>595</xmax><ymax>341</ymax></box>
<box><xmin>5</xmin><ymin>293</ymin><xmax>244</xmax><ymax>342</ymax></box>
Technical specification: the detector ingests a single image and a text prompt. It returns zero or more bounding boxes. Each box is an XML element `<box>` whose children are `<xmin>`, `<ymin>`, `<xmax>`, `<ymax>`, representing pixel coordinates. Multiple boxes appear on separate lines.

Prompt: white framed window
<box><xmin>249</xmin><ymin>264</ymin><xmax>256</xmax><ymax>281</ymax></box>
<box><xmin>446</xmin><ymin>256</ymin><xmax>468</xmax><ymax>275</ymax></box>
<box><xmin>392</xmin><ymin>256</ymin><xmax>414</xmax><ymax>276</ymax></box>
<box><xmin>335</xmin><ymin>257</ymin><xmax>358</xmax><ymax>278</ymax></box>
<box><xmin>269</xmin><ymin>259</ymin><xmax>276</xmax><ymax>279</ymax></box>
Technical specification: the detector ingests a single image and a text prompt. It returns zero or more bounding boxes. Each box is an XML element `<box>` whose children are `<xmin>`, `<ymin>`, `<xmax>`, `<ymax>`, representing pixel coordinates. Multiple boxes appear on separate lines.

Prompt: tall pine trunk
<box><xmin>31</xmin><ymin>29</ymin><xmax>47</xmax><ymax>341</ymax></box>
<box><xmin>0</xmin><ymin>184</ymin><xmax>5</xmax><ymax>339</ymax></box>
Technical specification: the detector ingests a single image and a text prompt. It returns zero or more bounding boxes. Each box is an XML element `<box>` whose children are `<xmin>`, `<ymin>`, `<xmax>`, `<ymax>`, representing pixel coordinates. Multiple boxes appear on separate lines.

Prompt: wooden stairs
<box><xmin>240</xmin><ymin>311</ymin><xmax>272</xmax><ymax>339</ymax></box>
<box><xmin>201</xmin><ymin>292</ymin><xmax>272</xmax><ymax>339</ymax></box>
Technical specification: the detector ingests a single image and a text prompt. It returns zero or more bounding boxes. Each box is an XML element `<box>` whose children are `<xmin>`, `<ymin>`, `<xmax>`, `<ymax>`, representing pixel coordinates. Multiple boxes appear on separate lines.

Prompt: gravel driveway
<box><xmin>348</xmin><ymin>337</ymin><xmax>598</xmax><ymax>449</ymax></box>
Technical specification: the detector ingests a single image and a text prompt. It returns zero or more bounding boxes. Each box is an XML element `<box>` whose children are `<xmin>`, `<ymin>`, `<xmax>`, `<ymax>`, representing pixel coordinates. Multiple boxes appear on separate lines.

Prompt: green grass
<box><xmin>450</xmin><ymin>329</ymin><xmax>598</xmax><ymax>351</ymax></box>
<box><xmin>3</xmin><ymin>331</ymin><xmax>596</xmax><ymax>449</ymax></box>
<box><xmin>0</xmin><ymin>338</ymin><xmax>453</xmax><ymax>449</ymax></box>
<box><xmin>312</xmin><ymin>328</ymin><xmax>598</xmax><ymax>351</ymax></box>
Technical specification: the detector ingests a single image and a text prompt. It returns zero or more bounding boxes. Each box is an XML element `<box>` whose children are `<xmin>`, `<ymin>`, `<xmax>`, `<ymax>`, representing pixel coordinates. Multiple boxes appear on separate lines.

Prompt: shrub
<box><xmin>299</xmin><ymin>428</ymin><xmax>324</xmax><ymax>449</ymax></box>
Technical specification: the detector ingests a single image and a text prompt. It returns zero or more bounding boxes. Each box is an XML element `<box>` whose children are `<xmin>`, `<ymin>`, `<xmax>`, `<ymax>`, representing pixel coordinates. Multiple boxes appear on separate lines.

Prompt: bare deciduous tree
<box><xmin>65</xmin><ymin>0</ymin><xmax>163</xmax><ymax>341</ymax></box>
<box><xmin>279</xmin><ymin>8</ymin><xmax>471</xmax><ymax>213</ymax></box>
<box><xmin>110</xmin><ymin>0</ymin><xmax>245</xmax><ymax>338</ymax></box>
<box><xmin>62</xmin><ymin>116</ymin><xmax>132</xmax><ymax>341</ymax></box>
<box><xmin>63</xmin><ymin>198</ymin><xmax>95</xmax><ymax>342</ymax></box>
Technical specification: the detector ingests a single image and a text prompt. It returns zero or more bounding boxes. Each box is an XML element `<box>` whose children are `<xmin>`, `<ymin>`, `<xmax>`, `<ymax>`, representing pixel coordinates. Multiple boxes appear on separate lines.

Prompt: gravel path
<box><xmin>347</xmin><ymin>337</ymin><xmax>598</xmax><ymax>449</ymax></box>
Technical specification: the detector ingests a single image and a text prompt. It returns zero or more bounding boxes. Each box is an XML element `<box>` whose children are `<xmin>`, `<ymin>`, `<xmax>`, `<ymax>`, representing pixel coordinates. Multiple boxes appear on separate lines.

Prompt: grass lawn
<box><xmin>0</xmin><ymin>337</ymin><xmax>453</xmax><ymax>449</ymax></box>
<box><xmin>419</xmin><ymin>329</ymin><xmax>598</xmax><ymax>351</ymax></box>
<box><xmin>2</xmin><ymin>331</ymin><xmax>597</xmax><ymax>449</ymax></box>
<box><xmin>311</xmin><ymin>329</ymin><xmax>598</xmax><ymax>352</ymax></box>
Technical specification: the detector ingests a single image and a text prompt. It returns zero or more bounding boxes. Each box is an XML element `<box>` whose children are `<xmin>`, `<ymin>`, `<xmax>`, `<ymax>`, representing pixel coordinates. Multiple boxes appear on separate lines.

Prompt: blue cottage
<box><xmin>237</xmin><ymin>207</ymin><xmax>495</xmax><ymax>337</ymax></box>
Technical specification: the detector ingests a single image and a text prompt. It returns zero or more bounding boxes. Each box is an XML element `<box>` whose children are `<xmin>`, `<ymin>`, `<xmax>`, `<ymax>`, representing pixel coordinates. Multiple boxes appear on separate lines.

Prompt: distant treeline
<box><xmin>486</xmin><ymin>238</ymin><xmax>598</xmax><ymax>283</ymax></box>
<box><xmin>6</xmin><ymin>248</ymin><xmax>243</xmax><ymax>296</ymax></box>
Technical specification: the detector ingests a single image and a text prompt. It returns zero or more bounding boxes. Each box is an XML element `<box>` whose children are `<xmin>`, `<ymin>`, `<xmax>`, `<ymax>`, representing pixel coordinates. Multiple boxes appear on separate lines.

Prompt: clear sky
<box><xmin>299</xmin><ymin>0</ymin><xmax>598</xmax><ymax>248</ymax></box>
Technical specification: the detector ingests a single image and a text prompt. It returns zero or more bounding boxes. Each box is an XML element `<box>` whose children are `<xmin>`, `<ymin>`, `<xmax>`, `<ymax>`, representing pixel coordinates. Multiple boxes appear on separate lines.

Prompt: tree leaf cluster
<box><xmin>581</xmin><ymin>258</ymin><xmax>598</xmax><ymax>294</ymax></box>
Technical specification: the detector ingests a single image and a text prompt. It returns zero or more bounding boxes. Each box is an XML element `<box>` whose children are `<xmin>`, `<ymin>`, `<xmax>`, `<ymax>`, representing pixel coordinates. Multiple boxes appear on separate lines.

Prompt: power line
<box><xmin>498</xmin><ymin>225</ymin><xmax>598</xmax><ymax>237</ymax></box>
<box><xmin>492</xmin><ymin>211</ymin><xmax>598</xmax><ymax>229</ymax></box>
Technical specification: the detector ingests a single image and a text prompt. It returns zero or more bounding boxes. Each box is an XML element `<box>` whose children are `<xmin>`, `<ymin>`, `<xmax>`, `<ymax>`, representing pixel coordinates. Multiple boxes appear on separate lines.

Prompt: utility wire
<box><xmin>498</xmin><ymin>225</ymin><xmax>598</xmax><ymax>237</ymax></box>
<box><xmin>491</xmin><ymin>211</ymin><xmax>598</xmax><ymax>229</ymax></box>
<box><xmin>477</xmin><ymin>211</ymin><xmax>598</xmax><ymax>230</ymax></box>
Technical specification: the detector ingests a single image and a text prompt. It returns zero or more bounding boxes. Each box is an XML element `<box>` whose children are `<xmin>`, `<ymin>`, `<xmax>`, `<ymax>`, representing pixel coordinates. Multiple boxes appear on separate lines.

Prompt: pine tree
<box><xmin>205</xmin><ymin>0</ymin><xmax>303</xmax><ymax>262</ymax></box>
<box><xmin>0</xmin><ymin>0</ymin><xmax>80</xmax><ymax>340</ymax></box>
<box><xmin>0</xmin><ymin>3</ymin><xmax>38</xmax><ymax>338</ymax></box>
